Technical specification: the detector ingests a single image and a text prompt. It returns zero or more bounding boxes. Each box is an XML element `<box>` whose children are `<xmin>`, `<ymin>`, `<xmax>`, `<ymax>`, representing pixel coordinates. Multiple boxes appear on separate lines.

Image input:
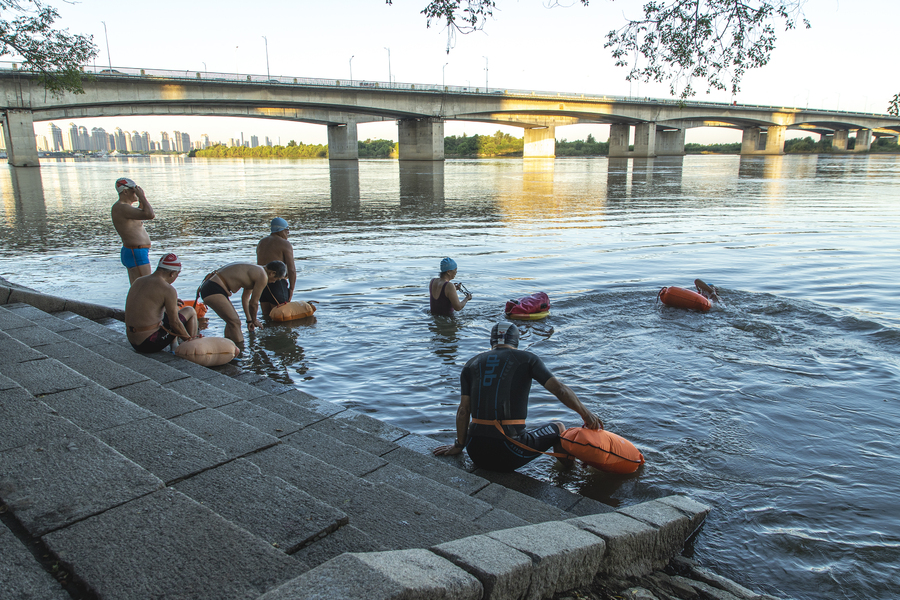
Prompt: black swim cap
<box><xmin>490</xmin><ymin>323</ymin><xmax>520</xmax><ymax>348</ymax></box>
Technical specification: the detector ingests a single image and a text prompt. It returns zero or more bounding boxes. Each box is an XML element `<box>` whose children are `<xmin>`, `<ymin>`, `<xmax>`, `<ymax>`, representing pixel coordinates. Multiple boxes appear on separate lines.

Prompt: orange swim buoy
<box><xmin>560</xmin><ymin>427</ymin><xmax>645</xmax><ymax>474</ymax></box>
<box><xmin>178</xmin><ymin>299</ymin><xmax>208</xmax><ymax>318</ymax></box>
<box><xmin>657</xmin><ymin>286</ymin><xmax>711</xmax><ymax>312</ymax></box>
<box><xmin>269</xmin><ymin>300</ymin><xmax>317</xmax><ymax>322</ymax></box>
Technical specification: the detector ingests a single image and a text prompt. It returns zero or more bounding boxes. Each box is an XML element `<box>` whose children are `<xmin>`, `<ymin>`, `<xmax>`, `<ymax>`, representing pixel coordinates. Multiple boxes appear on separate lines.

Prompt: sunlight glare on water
<box><xmin>1</xmin><ymin>154</ymin><xmax>899</xmax><ymax>600</ymax></box>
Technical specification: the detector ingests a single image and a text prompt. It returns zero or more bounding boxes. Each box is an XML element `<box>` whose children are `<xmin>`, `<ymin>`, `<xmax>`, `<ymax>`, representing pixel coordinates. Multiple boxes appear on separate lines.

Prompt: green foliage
<box><xmin>783</xmin><ymin>136</ymin><xmax>831</xmax><ymax>153</ymax></box>
<box><xmin>358</xmin><ymin>138</ymin><xmax>398</xmax><ymax>158</ymax></box>
<box><xmin>556</xmin><ymin>136</ymin><xmax>609</xmax><ymax>156</ymax></box>
<box><xmin>684</xmin><ymin>142</ymin><xmax>742</xmax><ymax>154</ymax></box>
<box><xmin>870</xmin><ymin>138</ymin><xmax>900</xmax><ymax>153</ymax></box>
<box><xmin>889</xmin><ymin>93</ymin><xmax>899</xmax><ymax>117</ymax></box>
<box><xmin>193</xmin><ymin>143</ymin><xmax>327</xmax><ymax>159</ymax></box>
<box><xmin>1</xmin><ymin>1</ymin><xmax>98</xmax><ymax>95</ymax></box>
<box><xmin>444</xmin><ymin>130</ymin><xmax>523</xmax><ymax>156</ymax></box>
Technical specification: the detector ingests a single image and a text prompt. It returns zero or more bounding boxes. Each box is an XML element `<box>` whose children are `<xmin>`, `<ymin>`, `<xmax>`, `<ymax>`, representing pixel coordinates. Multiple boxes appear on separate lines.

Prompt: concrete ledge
<box><xmin>258</xmin><ymin>549</ymin><xmax>483</xmax><ymax>600</ymax></box>
<box><xmin>566</xmin><ymin>511</ymin><xmax>660</xmax><ymax>577</ymax></box>
<box><xmin>0</xmin><ymin>522</ymin><xmax>69</xmax><ymax>600</ymax></box>
<box><xmin>0</xmin><ymin>284</ymin><xmax>124</xmax><ymax>322</ymax></box>
<box><xmin>432</xmin><ymin>534</ymin><xmax>534</xmax><ymax>600</ymax></box>
<box><xmin>486</xmin><ymin>521</ymin><xmax>606</xmax><ymax>599</ymax></box>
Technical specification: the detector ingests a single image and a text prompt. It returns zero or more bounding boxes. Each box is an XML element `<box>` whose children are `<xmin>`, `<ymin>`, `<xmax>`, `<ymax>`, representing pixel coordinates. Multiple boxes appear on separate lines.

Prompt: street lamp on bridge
<box><xmin>443</xmin><ymin>62</ymin><xmax>449</xmax><ymax>89</ymax></box>
<box><xmin>262</xmin><ymin>36</ymin><xmax>270</xmax><ymax>80</ymax></box>
<box><xmin>101</xmin><ymin>21</ymin><xmax>112</xmax><ymax>71</ymax></box>
<box><xmin>349</xmin><ymin>55</ymin><xmax>354</xmax><ymax>83</ymax></box>
<box><xmin>483</xmin><ymin>56</ymin><xmax>488</xmax><ymax>90</ymax></box>
<box><xmin>384</xmin><ymin>47</ymin><xmax>391</xmax><ymax>85</ymax></box>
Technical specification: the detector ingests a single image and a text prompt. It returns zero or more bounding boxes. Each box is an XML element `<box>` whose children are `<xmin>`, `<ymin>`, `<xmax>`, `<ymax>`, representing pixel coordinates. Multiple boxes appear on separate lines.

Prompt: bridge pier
<box><xmin>608</xmin><ymin>123</ymin><xmax>658</xmax><ymax>157</ymax></box>
<box><xmin>2</xmin><ymin>110</ymin><xmax>40</xmax><ymax>167</ymax></box>
<box><xmin>741</xmin><ymin>125</ymin><xmax>785</xmax><ymax>155</ymax></box>
<box><xmin>398</xmin><ymin>118</ymin><xmax>444</xmax><ymax>161</ymax></box>
<box><xmin>655</xmin><ymin>128</ymin><xmax>686</xmax><ymax>156</ymax></box>
<box><xmin>327</xmin><ymin>122</ymin><xmax>359</xmax><ymax>160</ymax></box>
<box><xmin>851</xmin><ymin>129</ymin><xmax>872</xmax><ymax>152</ymax></box>
<box><xmin>831</xmin><ymin>130</ymin><xmax>849</xmax><ymax>152</ymax></box>
<box><xmin>523</xmin><ymin>126</ymin><xmax>556</xmax><ymax>158</ymax></box>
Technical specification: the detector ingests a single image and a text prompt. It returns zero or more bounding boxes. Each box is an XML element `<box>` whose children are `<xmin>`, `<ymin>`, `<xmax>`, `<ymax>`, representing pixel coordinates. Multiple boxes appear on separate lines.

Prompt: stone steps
<box><xmin>1</xmin><ymin>301</ymin><xmax>621</xmax><ymax>598</ymax></box>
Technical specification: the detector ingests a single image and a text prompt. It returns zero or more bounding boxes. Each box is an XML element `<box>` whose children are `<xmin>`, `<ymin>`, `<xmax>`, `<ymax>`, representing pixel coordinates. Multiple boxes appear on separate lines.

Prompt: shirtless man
<box><xmin>256</xmin><ymin>217</ymin><xmax>296</xmax><ymax>317</ymax></box>
<box><xmin>111</xmin><ymin>177</ymin><xmax>156</xmax><ymax>285</ymax></box>
<box><xmin>124</xmin><ymin>253</ymin><xmax>198</xmax><ymax>354</ymax></box>
<box><xmin>197</xmin><ymin>261</ymin><xmax>287</xmax><ymax>344</ymax></box>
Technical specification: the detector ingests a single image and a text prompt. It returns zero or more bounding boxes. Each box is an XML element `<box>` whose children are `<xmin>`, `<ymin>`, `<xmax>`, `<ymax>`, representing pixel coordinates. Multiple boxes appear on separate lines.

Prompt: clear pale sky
<box><xmin>19</xmin><ymin>0</ymin><xmax>900</xmax><ymax>146</ymax></box>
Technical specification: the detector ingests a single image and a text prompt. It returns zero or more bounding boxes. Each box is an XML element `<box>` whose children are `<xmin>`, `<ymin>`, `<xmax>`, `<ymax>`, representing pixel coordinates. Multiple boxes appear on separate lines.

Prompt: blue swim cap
<box><xmin>271</xmin><ymin>217</ymin><xmax>289</xmax><ymax>233</ymax></box>
<box><xmin>490</xmin><ymin>323</ymin><xmax>520</xmax><ymax>348</ymax></box>
<box><xmin>440</xmin><ymin>257</ymin><xmax>457</xmax><ymax>273</ymax></box>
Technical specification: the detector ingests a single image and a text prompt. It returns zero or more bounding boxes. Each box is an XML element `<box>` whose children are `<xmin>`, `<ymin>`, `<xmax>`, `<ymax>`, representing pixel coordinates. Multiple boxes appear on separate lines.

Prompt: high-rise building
<box><xmin>91</xmin><ymin>127</ymin><xmax>109</xmax><ymax>151</ymax></box>
<box><xmin>67</xmin><ymin>123</ymin><xmax>79</xmax><ymax>151</ymax></box>
<box><xmin>179</xmin><ymin>132</ymin><xmax>191</xmax><ymax>152</ymax></box>
<box><xmin>265</xmin><ymin>136</ymin><xmax>273</xmax><ymax>147</ymax></box>
<box><xmin>35</xmin><ymin>135</ymin><xmax>50</xmax><ymax>152</ymax></box>
<box><xmin>114</xmin><ymin>128</ymin><xmax>127</xmax><ymax>152</ymax></box>
<box><xmin>141</xmin><ymin>132</ymin><xmax>150</xmax><ymax>152</ymax></box>
<box><xmin>77</xmin><ymin>126</ymin><xmax>90</xmax><ymax>151</ymax></box>
<box><xmin>108</xmin><ymin>133</ymin><xmax>116</xmax><ymax>150</ymax></box>
<box><xmin>200</xmin><ymin>134</ymin><xmax>210</xmax><ymax>149</ymax></box>
<box><xmin>131</xmin><ymin>130</ymin><xmax>143</xmax><ymax>152</ymax></box>
<box><xmin>160</xmin><ymin>132</ymin><xmax>171</xmax><ymax>152</ymax></box>
<box><xmin>250</xmin><ymin>135</ymin><xmax>259</xmax><ymax>148</ymax></box>
<box><xmin>124</xmin><ymin>132</ymin><xmax>133</xmax><ymax>152</ymax></box>
<box><xmin>48</xmin><ymin>123</ymin><xmax>64</xmax><ymax>151</ymax></box>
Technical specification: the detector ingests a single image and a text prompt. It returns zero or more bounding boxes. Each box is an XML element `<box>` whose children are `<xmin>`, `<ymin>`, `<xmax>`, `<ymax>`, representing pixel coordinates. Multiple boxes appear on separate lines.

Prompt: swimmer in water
<box><xmin>694</xmin><ymin>279</ymin><xmax>721</xmax><ymax>303</ymax></box>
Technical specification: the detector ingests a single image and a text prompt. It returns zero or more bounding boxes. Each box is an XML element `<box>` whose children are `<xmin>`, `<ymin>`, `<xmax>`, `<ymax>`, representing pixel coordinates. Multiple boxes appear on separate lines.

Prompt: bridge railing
<box><xmin>0</xmin><ymin>61</ymin><xmax>889</xmax><ymax>117</ymax></box>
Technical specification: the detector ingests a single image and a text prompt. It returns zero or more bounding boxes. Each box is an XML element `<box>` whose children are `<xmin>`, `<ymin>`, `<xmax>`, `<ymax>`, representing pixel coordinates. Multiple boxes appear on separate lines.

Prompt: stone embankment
<box><xmin>0</xmin><ymin>280</ymin><xmax>781</xmax><ymax>600</ymax></box>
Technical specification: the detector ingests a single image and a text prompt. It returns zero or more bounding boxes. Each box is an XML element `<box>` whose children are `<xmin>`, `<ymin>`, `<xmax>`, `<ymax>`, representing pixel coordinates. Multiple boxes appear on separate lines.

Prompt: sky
<box><xmin>10</xmin><ymin>0</ymin><xmax>900</xmax><ymax>146</ymax></box>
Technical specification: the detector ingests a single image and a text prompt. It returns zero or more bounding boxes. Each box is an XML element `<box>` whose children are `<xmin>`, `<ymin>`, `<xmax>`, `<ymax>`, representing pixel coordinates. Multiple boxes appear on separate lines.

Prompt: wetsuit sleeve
<box><xmin>460</xmin><ymin>361</ymin><xmax>474</xmax><ymax>396</ymax></box>
<box><xmin>528</xmin><ymin>354</ymin><xmax>554</xmax><ymax>387</ymax></box>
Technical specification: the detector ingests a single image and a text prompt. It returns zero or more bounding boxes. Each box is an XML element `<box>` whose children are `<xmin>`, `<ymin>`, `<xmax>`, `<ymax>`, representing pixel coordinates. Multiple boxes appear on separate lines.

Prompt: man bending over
<box><xmin>197</xmin><ymin>261</ymin><xmax>286</xmax><ymax>344</ymax></box>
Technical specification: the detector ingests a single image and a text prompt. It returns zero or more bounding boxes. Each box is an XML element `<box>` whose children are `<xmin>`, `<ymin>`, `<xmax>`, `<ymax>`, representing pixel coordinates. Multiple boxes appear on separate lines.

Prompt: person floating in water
<box><xmin>433</xmin><ymin>323</ymin><xmax>602</xmax><ymax>472</ymax></box>
<box><xmin>429</xmin><ymin>257</ymin><xmax>472</xmax><ymax>317</ymax></box>
<box><xmin>256</xmin><ymin>217</ymin><xmax>296</xmax><ymax>317</ymax></box>
<box><xmin>197</xmin><ymin>261</ymin><xmax>287</xmax><ymax>344</ymax></box>
<box><xmin>111</xmin><ymin>177</ymin><xmax>155</xmax><ymax>285</ymax></box>
<box><xmin>694</xmin><ymin>279</ymin><xmax>721</xmax><ymax>303</ymax></box>
<box><xmin>124</xmin><ymin>253</ymin><xmax>199</xmax><ymax>354</ymax></box>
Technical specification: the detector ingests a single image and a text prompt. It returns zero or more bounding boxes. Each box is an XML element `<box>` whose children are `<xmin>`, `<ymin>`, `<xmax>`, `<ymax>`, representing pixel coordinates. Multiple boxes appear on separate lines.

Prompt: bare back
<box><xmin>215</xmin><ymin>263</ymin><xmax>268</xmax><ymax>297</ymax></box>
<box><xmin>124</xmin><ymin>273</ymin><xmax>176</xmax><ymax>342</ymax></box>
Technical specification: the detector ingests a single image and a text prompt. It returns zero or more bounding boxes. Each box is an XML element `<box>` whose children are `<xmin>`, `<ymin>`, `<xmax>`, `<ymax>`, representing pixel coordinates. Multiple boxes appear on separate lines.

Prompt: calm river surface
<box><xmin>1</xmin><ymin>155</ymin><xmax>898</xmax><ymax>599</ymax></box>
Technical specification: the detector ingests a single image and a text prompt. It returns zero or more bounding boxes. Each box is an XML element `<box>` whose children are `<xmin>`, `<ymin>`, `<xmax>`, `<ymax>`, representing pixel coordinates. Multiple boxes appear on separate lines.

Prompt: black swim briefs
<box><xmin>199</xmin><ymin>279</ymin><xmax>231</xmax><ymax>301</ymax></box>
<box><xmin>465</xmin><ymin>422</ymin><xmax>562</xmax><ymax>472</ymax></box>
<box><xmin>260</xmin><ymin>279</ymin><xmax>289</xmax><ymax>305</ymax></box>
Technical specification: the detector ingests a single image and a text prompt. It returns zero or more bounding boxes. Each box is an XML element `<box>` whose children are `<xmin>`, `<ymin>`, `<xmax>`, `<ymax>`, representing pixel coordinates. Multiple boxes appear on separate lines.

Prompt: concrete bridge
<box><xmin>2</xmin><ymin>64</ymin><xmax>899</xmax><ymax>167</ymax></box>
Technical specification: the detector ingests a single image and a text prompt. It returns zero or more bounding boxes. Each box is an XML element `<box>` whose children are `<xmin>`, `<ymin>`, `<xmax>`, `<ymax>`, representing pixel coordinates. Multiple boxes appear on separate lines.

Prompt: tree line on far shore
<box><xmin>190</xmin><ymin>133</ymin><xmax>900</xmax><ymax>159</ymax></box>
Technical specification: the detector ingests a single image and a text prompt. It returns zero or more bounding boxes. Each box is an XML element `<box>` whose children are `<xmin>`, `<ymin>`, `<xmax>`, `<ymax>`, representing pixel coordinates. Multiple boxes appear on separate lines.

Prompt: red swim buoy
<box><xmin>657</xmin><ymin>286</ymin><xmax>711</xmax><ymax>312</ymax></box>
<box><xmin>560</xmin><ymin>427</ymin><xmax>645</xmax><ymax>474</ymax></box>
<box><xmin>505</xmin><ymin>292</ymin><xmax>550</xmax><ymax>320</ymax></box>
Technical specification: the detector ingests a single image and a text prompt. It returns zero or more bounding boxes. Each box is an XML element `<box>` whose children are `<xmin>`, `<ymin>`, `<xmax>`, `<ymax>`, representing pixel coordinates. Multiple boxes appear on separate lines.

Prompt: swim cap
<box><xmin>490</xmin><ymin>323</ymin><xmax>520</xmax><ymax>348</ymax></box>
<box><xmin>271</xmin><ymin>217</ymin><xmax>289</xmax><ymax>233</ymax></box>
<box><xmin>158</xmin><ymin>253</ymin><xmax>182</xmax><ymax>272</ymax></box>
<box><xmin>440</xmin><ymin>257</ymin><xmax>457</xmax><ymax>273</ymax></box>
<box><xmin>115</xmin><ymin>177</ymin><xmax>137</xmax><ymax>193</ymax></box>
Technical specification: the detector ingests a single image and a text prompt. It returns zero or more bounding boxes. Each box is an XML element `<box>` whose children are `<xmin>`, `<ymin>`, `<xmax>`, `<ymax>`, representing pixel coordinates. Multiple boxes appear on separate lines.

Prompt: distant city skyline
<box><xmin>31</xmin><ymin>122</ymin><xmax>277</xmax><ymax>153</ymax></box>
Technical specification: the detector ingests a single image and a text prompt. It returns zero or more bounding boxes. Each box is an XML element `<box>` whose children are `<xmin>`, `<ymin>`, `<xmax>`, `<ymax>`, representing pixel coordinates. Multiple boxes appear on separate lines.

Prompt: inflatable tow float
<box><xmin>657</xmin><ymin>286</ymin><xmax>711</xmax><ymax>312</ymax></box>
<box><xmin>505</xmin><ymin>292</ymin><xmax>550</xmax><ymax>321</ymax></box>
<box><xmin>175</xmin><ymin>336</ymin><xmax>239</xmax><ymax>367</ymax></box>
<box><xmin>269</xmin><ymin>300</ymin><xmax>317</xmax><ymax>322</ymax></box>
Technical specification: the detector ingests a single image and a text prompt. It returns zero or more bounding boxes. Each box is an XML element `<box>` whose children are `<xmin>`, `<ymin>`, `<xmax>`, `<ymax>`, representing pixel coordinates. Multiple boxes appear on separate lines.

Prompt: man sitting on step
<box><xmin>125</xmin><ymin>253</ymin><xmax>198</xmax><ymax>354</ymax></box>
<box><xmin>433</xmin><ymin>323</ymin><xmax>602</xmax><ymax>472</ymax></box>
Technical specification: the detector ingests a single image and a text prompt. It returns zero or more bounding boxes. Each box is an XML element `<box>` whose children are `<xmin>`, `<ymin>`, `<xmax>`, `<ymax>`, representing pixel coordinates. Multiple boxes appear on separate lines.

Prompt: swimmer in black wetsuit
<box><xmin>433</xmin><ymin>323</ymin><xmax>602</xmax><ymax>472</ymax></box>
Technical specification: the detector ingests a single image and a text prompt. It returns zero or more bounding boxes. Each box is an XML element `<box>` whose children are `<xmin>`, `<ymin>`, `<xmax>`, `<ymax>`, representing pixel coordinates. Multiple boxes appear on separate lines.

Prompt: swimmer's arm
<box><xmin>244</xmin><ymin>279</ymin><xmax>264</xmax><ymax>329</ymax></box>
<box><xmin>433</xmin><ymin>394</ymin><xmax>471</xmax><ymax>457</ymax></box>
<box><xmin>446</xmin><ymin>283</ymin><xmax>470</xmax><ymax>311</ymax></box>
<box><xmin>544</xmin><ymin>377</ymin><xmax>602</xmax><ymax>430</ymax></box>
<box><xmin>285</xmin><ymin>245</ymin><xmax>296</xmax><ymax>301</ymax></box>
<box><xmin>163</xmin><ymin>289</ymin><xmax>190</xmax><ymax>339</ymax></box>
<box><xmin>134</xmin><ymin>187</ymin><xmax>155</xmax><ymax>220</ymax></box>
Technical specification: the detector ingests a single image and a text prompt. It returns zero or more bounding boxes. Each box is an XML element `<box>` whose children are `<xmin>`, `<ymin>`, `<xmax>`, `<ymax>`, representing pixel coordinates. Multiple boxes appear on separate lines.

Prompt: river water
<box><xmin>1</xmin><ymin>155</ymin><xmax>898</xmax><ymax>599</ymax></box>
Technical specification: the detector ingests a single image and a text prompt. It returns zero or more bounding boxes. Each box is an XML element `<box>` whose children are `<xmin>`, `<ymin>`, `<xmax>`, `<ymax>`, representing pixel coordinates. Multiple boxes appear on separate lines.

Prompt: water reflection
<box><xmin>428</xmin><ymin>316</ymin><xmax>461</xmax><ymax>366</ymax></box>
<box><xmin>329</xmin><ymin>161</ymin><xmax>360</xmax><ymax>212</ymax></box>
<box><xmin>399</xmin><ymin>161</ymin><xmax>444</xmax><ymax>209</ymax></box>
<box><xmin>1</xmin><ymin>167</ymin><xmax>48</xmax><ymax>245</ymax></box>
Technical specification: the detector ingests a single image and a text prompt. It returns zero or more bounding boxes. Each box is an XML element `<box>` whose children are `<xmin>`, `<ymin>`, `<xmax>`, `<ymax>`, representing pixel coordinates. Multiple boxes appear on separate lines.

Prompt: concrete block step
<box><xmin>290</xmin><ymin>524</ymin><xmax>388</xmax><ymax>569</ymax></box>
<box><xmin>0</xmin><ymin>521</ymin><xmax>69</xmax><ymax>600</ymax></box>
<box><xmin>173</xmin><ymin>458</ymin><xmax>349</xmax><ymax>554</ymax></box>
<box><xmin>474</xmin><ymin>468</ymin><xmax>613</xmax><ymax>518</ymax></box>
<box><xmin>42</xmin><ymin>487</ymin><xmax>307</xmax><ymax>600</ymax></box>
<box><xmin>170</xmin><ymin>407</ymin><xmax>280</xmax><ymax>460</ymax></box>
<box><xmin>248</xmin><ymin>445</ymin><xmax>484</xmax><ymax>552</ymax></box>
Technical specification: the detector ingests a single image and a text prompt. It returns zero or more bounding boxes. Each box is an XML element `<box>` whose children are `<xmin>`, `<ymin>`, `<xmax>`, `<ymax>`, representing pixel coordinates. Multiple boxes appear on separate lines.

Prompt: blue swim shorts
<box><xmin>121</xmin><ymin>246</ymin><xmax>150</xmax><ymax>269</ymax></box>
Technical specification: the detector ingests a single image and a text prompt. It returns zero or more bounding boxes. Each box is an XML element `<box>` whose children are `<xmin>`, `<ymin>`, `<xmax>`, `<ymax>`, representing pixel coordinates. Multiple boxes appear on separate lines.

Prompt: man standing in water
<box><xmin>111</xmin><ymin>177</ymin><xmax>156</xmax><ymax>285</ymax></box>
<box><xmin>124</xmin><ymin>253</ymin><xmax>198</xmax><ymax>353</ymax></box>
<box><xmin>256</xmin><ymin>217</ymin><xmax>296</xmax><ymax>317</ymax></box>
<box><xmin>433</xmin><ymin>323</ymin><xmax>602</xmax><ymax>472</ymax></box>
<box><xmin>197</xmin><ymin>261</ymin><xmax>287</xmax><ymax>344</ymax></box>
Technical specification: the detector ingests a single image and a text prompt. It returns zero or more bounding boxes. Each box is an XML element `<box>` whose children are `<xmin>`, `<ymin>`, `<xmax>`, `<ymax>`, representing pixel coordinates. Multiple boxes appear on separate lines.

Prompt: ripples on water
<box><xmin>1</xmin><ymin>155</ymin><xmax>899</xmax><ymax>599</ymax></box>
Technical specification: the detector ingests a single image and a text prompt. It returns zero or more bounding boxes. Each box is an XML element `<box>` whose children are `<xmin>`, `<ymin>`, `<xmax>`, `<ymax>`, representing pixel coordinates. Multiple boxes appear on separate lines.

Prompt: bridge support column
<box><xmin>655</xmin><ymin>128</ymin><xmax>685</xmax><ymax>156</ymax></box>
<box><xmin>763</xmin><ymin>125</ymin><xmax>786</xmax><ymax>154</ymax></box>
<box><xmin>2</xmin><ymin>110</ymin><xmax>40</xmax><ymax>167</ymax></box>
<box><xmin>831</xmin><ymin>130</ymin><xmax>849</xmax><ymax>152</ymax></box>
<box><xmin>608</xmin><ymin>124</ymin><xmax>631</xmax><ymax>157</ymax></box>
<box><xmin>398</xmin><ymin>118</ymin><xmax>444</xmax><ymax>161</ymax></box>
<box><xmin>741</xmin><ymin>127</ymin><xmax>762</xmax><ymax>154</ymax></box>
<box><xmin>633</xmin><ymin>122</ymin><xmax>657</xmax><ymax>157</ymax></box>
<box><xmin>851</xmin><ymin>129</ymin><xmax>871</xmax><ymax>153</ymax></box>
<box><xmin>327</xmin><ymin>122</ymin><xmax>359</xmax><ymax>160</ymax></box>
<box><xmin>523</xmin><ymin>126</ymin><xmax>555</xmax><ymax>158</ymax></box>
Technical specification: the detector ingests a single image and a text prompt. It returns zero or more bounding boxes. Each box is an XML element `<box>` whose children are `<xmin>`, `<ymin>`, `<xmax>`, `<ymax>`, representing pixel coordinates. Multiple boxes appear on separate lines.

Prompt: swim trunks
<box><xmin>260</xmin><ymin>279</ymin><xmax>289</xmax><ymax>305</ymax></box>
<box><xmin>199</xmin><ymin>279</ymin><xmax>231</xmax><ymax>300</ymax></box>
<box><xmin>465</xmin><ymin>422</ymin><xmax>561</xmax><ymax>472</ymax></box>
<box><xmin>121</xmin><ymin>246</ymin><xmax>150</xmax><ymax>269</ymax></box>
<box><xmin>129</xmin><ymin>313</ymin><xmax>187</xmax><ymax>354</ymax></box>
